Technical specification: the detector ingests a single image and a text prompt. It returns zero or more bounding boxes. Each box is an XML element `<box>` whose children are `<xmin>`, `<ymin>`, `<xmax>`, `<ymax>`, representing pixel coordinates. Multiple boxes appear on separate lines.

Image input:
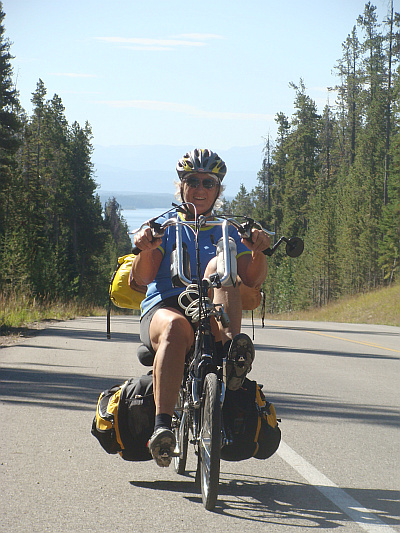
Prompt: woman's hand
<box><xmin>241</xmin><ymin>228</ymin><xmax>271</xmax><ymax>254</ymax></box>
<box><xmin>131</xmin><ymin>228</ymin><xmax>163</xmax><ymax>285</ymax></box>
<box><xmin>133</xmin><ymin>227</ymin><xmax>162</xmax><ymax>252</ymax></box>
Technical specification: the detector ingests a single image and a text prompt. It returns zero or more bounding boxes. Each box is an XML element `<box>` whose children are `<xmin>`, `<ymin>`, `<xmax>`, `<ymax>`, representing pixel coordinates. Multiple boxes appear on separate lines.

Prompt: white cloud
<box><xmin>96</xmin><ymin>36</ymin><xmax>205</xmax><ymax>47</ymax></box>
<box><xmin>120</xmin><ymin>46</ymin><xmax>175</xmax><ymax>52</ymax></box>
<box><xmin>96</xmin><ymin>99</ymin><xmax>273</xmax><ymax>121</ymax></box>
<box><xmin>95</xmin><ymin>34</ymin><xmax>224</xmax><ymax>51</ymax></box>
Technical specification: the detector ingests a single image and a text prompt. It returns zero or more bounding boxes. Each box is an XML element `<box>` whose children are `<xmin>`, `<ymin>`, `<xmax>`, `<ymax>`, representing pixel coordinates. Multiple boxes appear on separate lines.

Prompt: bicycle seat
<box><xmin>137</xmin><ymin>343</ymin><xmax>155</xmax><ymax>366</ymax></box>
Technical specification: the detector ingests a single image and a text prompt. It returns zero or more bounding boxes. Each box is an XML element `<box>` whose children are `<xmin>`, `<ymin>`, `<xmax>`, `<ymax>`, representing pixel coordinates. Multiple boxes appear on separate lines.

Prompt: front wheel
<box><xmin>199</xmin><ymin>372</ymin><xmax>221</xmax><ymax>511</ymax></box>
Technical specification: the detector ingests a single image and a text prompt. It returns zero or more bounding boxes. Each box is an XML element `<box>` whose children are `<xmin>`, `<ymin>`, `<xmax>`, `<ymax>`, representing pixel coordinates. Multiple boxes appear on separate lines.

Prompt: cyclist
<box><xmin>129</xmin><ymin>148</ymin><xmax>271</xmax><ymax>467</ymax></box>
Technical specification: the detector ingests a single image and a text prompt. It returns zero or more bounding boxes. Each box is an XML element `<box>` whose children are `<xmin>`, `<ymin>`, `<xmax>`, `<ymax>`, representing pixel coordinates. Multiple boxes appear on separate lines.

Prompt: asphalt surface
<box><xmin>1</xmin><ymin>316</ymin><xmax>399</xmax><ymax>532</ymax></box>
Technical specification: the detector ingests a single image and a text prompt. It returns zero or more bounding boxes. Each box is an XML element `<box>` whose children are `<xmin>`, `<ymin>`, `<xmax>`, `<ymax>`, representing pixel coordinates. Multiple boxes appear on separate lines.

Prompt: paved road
<box><xmin>1</xmin><ymin>316</ymin><xmax>399</xmax><ymax>532</ymax></box>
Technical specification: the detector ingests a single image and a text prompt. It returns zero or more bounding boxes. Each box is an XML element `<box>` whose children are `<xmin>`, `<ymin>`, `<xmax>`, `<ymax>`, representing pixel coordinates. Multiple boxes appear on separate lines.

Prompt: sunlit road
<box><xmin>1</xmin><ymin>316</ymin><xmax>399</xmax><ymax>532</ymax></box>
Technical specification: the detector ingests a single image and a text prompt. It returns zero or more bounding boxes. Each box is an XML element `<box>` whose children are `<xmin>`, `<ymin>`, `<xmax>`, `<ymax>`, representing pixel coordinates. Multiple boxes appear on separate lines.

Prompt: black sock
<box><xmin>154</xmin><ymin>413</ymin><xmax>172</xmax><ymax>431</ymax></box>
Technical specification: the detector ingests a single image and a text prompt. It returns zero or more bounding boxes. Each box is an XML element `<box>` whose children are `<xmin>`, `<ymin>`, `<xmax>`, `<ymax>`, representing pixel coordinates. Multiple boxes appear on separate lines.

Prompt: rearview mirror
<box><xmin>286</xmin><ymin>237</ymin><xmax>304</xmax><ymax>258</ymax></box>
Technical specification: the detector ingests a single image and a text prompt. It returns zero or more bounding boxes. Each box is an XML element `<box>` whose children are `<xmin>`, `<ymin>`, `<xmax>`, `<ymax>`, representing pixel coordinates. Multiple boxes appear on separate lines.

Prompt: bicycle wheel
<box><xmin>199</xmin><ymin>372</ymin><xmax>221</xmax><ymax>511</ymax></box>
<box><xmin>173</xmin><ymin>388</ymin><xmax>188</xmax><ymax>475</ymax></box>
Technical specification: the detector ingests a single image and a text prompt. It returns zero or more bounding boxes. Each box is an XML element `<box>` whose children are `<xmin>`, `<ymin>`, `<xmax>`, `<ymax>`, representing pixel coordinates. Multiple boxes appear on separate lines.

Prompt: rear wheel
<box><xmin>199</xmin><ymin>372</ymin><xmax>221</xmax><ymax>510</ymax></box>
<box><xmin>173</xmin><ymin>388</ymin><xmax>188</xmax><ymax>475</ymax></box>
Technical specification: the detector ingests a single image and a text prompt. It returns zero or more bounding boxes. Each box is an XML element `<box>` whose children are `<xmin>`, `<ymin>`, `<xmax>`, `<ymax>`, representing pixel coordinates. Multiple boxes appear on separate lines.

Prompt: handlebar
<box><xmin>130</xmin><ymin>213</ymin><xmax>275</xmax><ymax>256</ymax></box>
<box><xmin>131</xmin><ymin>216</ymin><xmax>239</xmax><ymax>286</ymax></box>
<box><xmin>129</xmin><ymin>206</ymin><xmax>304</xmax><ymax>287</ymax></box>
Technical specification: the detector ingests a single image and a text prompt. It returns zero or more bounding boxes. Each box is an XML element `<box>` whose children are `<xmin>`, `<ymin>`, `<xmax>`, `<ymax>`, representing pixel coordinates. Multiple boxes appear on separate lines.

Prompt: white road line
<box><xmin>277</xmin><ymin>441</ymin><xmax>397</xmax><ymax>533</ymax></box>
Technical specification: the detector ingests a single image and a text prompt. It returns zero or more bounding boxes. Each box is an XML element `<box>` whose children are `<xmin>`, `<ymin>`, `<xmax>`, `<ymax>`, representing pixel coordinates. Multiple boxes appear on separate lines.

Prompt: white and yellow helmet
<box><xmin>176</xmin><ymin>149</ymin><xmax>227</xmax><ymax>181</ymax></box>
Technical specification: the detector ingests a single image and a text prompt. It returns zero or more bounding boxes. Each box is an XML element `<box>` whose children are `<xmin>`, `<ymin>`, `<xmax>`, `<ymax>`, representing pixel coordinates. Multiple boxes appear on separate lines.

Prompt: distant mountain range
<box><xmin>93</xmin><ymin>144</ymin><xmax>265</xmax><ymax>199</ymax></box>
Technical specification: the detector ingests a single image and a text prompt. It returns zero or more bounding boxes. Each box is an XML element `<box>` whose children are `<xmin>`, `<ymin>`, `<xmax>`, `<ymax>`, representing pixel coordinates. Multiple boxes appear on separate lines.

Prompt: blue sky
<box><xmin>4</xmin><ymin>1</ymin><xmax>392</xmax><ymax>161</ymax></box>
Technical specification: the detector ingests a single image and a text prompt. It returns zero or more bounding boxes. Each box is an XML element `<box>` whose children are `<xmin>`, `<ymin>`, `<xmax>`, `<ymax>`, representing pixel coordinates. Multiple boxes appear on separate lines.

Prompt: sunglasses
<box><xmin>183</xmin><ymin>176</ymin><xmax>219</xmax><ymax>189</ymax></box>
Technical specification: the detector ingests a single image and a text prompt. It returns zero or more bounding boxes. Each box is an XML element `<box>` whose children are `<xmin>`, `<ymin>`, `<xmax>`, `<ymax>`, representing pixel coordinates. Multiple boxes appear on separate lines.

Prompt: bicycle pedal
<box><xmin>159</xmin><ymin>448</ymin><xmax>179</xmax><ymax>458</ymax></box>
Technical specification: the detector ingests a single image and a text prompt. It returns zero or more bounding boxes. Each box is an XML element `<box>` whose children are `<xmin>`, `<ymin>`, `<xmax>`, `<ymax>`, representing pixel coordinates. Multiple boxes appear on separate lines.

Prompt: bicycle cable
<box><xmin>178</xmin><ymin>284</ymin><xmax>213</xmax><ymax>323</ymax></box>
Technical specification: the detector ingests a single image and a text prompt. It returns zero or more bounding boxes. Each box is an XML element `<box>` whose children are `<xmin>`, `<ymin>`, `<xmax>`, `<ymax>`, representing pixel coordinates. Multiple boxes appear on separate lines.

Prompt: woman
<box><xmin>129</xmin><ymin>149</ymin><xmax>271</xmax><ymax>467</ymax></box>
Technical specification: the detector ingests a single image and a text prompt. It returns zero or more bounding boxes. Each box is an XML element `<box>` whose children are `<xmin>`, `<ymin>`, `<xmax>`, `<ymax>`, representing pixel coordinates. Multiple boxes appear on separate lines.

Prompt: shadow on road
<box><xmin>1</xmin><ymin>365</ymin><xmax>397</xmax><ymax>427</ymax></box>
<box><xmin>260</xmin><ymin>389</ymin><xmax>399</xmax><ymax>428</ymax></box>
<box><xmin>0</xmin><ymin>366</ymin><xmax>128</xmax><ymax>410</ymax></box>
<box><xmin>131</xmin><ymin>471</ymin><xmax>399</xmax><ymax>527</ymax></box>
<box><xmin>254</xmin><ymin>343</ymin><xmax>399</xmax><ymax>361</ymax></box>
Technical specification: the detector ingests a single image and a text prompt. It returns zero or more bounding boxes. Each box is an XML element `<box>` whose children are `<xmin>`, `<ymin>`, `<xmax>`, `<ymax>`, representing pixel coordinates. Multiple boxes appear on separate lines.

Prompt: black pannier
<box><xmin>91</xmin><ymin>374</ymin><xmax>155</xmax><ymax>461</ymax></box>
<box><xmin>221</xmin><ymin>378</ymin><xmax>281</xmax><ymax>461</ymax></box>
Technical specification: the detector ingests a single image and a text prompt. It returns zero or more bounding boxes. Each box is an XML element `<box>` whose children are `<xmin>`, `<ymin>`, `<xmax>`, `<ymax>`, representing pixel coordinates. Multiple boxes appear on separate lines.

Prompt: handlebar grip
<box><xmin>244</xmin><ymin>234</ymin><xmax>272</xmax><ymax>256</ymax></box>
<box><xmin>131</xmin><ymin>221</ymin><xmax>165</xmax><ymax>256</ymax></box>
<box><xmin>132</xmin><ymin>235</ymin><xmax>163</xmax><ymax>256</ymax></box>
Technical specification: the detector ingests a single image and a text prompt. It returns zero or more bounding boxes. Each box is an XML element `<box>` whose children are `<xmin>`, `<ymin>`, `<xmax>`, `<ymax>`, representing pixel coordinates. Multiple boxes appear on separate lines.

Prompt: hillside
<box><xmin>266</xmin><ymin>283</ymin><xmax>400</xmax><ymax>327</ymax></box>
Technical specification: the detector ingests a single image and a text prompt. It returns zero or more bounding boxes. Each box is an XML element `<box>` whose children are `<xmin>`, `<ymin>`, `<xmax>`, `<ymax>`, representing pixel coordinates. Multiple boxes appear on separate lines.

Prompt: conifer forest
<box><xmin>0</xmin><ymin>3</ymin><xmax>399</xmax><ymax>311</ymax></box>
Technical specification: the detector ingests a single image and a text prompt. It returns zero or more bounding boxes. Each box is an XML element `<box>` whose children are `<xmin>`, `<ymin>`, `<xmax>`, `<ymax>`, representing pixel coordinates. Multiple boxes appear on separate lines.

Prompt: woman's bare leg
<box><xmin>149</xmin><ymin>307</ymin><xmax>194</xmax><ymax>416</ymax></box>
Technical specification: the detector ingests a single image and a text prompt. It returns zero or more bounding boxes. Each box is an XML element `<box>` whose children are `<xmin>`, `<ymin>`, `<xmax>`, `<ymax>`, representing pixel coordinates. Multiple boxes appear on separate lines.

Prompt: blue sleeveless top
<box><xmin>140</xmin><ymin>211</ymin><xmax>251</xmax><ymax>318</ymax></box>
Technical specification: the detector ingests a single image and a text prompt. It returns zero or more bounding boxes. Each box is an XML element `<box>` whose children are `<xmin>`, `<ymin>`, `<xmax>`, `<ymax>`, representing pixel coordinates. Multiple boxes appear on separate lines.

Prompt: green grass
<box><xmin>0</xmin><ymin>292</ymin><xmax>106</xmax><ymax>338</ymax></box>
<box><xmin>265</xmin><ymin>282</ymin><xmax>400</xmax><ymax>327</ymax></box>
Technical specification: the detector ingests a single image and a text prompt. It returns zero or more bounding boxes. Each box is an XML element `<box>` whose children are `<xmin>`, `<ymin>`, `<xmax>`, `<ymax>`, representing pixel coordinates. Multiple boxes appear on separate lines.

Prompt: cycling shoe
<box><xmin>226</xmin><ymin>333</ymin><xmax>255</xmax><ymax>391</ymax></box>
<box><xmin>148</xmin><ymin>427</ymin><xmax>177</xmax><ymax>467</ymax></box>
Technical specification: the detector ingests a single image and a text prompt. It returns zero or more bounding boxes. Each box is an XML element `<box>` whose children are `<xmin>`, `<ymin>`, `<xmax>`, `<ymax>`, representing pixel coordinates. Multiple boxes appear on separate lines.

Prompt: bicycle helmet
<box><xmin>176</xmin><ymin>149</ymin><xmax>227</xmax><ymax>181</ymax></box>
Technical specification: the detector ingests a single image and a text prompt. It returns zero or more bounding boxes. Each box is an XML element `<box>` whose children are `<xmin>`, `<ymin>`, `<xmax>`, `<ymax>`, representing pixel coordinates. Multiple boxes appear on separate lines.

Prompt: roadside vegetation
<box><xmin>0</xmin><ymin>291</ymin><xmax>104</xmax><ymax>338</ymax></box>
<box><xmin>263</xmin><ymin>282</ymin><xmax>400</xmax><ymax>327</ymax></box>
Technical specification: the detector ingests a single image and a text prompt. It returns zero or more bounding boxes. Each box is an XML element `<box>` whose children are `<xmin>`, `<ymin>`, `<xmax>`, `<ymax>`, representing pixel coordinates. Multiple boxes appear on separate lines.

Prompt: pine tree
<box><xmin>334</xmin><ymin>27</ymin><xmax>362</xmax><ymax>168</ymax></box>
<box><xmin>227</xmin><ymin>184</ymin><xmax>254</xmax><ymax>217</ymax></box>
<box><xmin>257</xmin><ymin>4</ymin><xmax>400</xmax><ymax>311</ymax></box>
<box><xmin>281</xmin><ymin>80</ymin><xmax>321</xmax><ymax>237</ymax></box>
<box><xmin>0</xmin><ymin>2</ymin><xmax>22</xmax><ymax>244</ymax></box>
<box><xmin>20</xmin><ymin>80</ymin><xmax>53</xmax><ymax>295</ymax></box>
<box><xmin>379</xmin><ymin>5</ymin><xmax>400</xmax><ymax>282</ymax></box>
<box><xmin>252</xmin><ymin>137</ymin><xmax>273</xmax><ymax>229</ymax></box>
<box><xmin>104</xmin><ymin>196</ymin><xmax>132</xmax><ymax>257</ymax></box>
<box><xmin>383</xmin><ymin>0</ymin><xmax>396</xmax><ymax>205</ymax></box>
<box><xmin>269</xmin><ymin>112</ymin><xmax>290</xmax><ymax>236</ymax></box>
<box><xmin>67</xmin><ymin>121</ymin><xmax>108</xmax><ymax>301</ymax></box>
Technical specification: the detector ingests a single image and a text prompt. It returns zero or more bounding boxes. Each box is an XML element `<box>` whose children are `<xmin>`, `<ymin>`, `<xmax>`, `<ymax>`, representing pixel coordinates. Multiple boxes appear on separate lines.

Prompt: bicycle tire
<box><xmin>199</xmin><ymin>372</ymin><xmax>221</xmax><ymax>511</ymax></box>
<box><xmin>173</xmin><ymin>388</ymin><xmax>188</xmax><ymax>475</ymax></box>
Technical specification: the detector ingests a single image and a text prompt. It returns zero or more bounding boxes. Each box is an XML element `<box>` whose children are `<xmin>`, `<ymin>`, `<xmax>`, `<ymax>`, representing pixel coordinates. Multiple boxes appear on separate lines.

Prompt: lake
<box><xmin>122</xmin><ymin>207</ymin><xmax>172</xmax><ymax>236</ymax></box>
